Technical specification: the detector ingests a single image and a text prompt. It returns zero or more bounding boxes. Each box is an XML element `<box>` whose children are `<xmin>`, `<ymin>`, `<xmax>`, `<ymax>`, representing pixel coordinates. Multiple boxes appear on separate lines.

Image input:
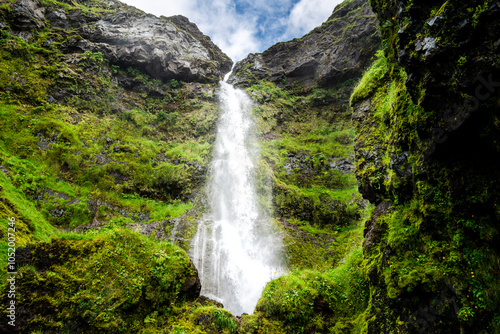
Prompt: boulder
<box><xmin>78</xmin><ymin>13</ymin><xmax>232</xmax><ymax>83</ymax></box>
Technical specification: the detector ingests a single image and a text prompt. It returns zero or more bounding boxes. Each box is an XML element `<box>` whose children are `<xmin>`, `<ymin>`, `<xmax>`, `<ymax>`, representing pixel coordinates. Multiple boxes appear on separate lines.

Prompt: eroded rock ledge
<box><xmin>7</xmin><ymin>0</ymin><xmax>233</xmax><ymax>83</ymax></box>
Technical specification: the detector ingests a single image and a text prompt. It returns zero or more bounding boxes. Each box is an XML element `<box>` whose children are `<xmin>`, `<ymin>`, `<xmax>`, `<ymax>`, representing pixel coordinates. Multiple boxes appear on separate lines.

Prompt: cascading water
<box><xmin>191</xmin><ymin>80</ymin><xmax>284</xmax><ymax>315</ymax></box>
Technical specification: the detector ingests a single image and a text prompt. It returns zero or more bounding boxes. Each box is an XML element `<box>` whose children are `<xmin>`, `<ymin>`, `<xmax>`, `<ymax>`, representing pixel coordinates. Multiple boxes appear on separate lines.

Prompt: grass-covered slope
<box><xmin>0</xmin><ymin>227</ymin><xmax>205</xmax><ymax>333</ymax></box>
<box><xmin>0</xmin><ymin>1</ymin><xmax>238</xmax><ymax>332</ymax></box>
<box><xmin>0</xmin><ymin>26</ymin><xmax>218</xmax><ymax>253</ymax></box>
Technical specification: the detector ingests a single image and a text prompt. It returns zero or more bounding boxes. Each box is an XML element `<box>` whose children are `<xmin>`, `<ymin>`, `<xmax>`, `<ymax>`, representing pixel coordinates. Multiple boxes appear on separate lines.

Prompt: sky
<box><xmin>121</xmin><ymin>0</ymin><xmax>344</xmax><ymax>63</ymax></box>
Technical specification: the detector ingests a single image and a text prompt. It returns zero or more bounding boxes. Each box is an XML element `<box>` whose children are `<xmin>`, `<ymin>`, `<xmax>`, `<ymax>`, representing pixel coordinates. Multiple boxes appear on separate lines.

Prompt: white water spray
<box><xmin>191</xmin><ymin>80</ymin><xmax>284</xmax><ymax>315</ymax></box>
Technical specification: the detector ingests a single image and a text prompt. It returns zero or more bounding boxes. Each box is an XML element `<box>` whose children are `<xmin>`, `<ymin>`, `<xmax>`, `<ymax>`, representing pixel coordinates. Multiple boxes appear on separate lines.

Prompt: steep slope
<box><xmin>350</xmin><ymin>0</ymin><xmax>500</xmax><ymax>332</ymax></box>
<box><xmin>0</xmin><ymin>0</ymin><xmax>236</xmax><ymax>332</ymax></box>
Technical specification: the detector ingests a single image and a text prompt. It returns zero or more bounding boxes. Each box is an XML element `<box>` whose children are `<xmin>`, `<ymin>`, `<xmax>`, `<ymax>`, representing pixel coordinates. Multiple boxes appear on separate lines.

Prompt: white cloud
<box><xmin>122</xmin><ymin>0</ymin><xmax>261</xmax><ymax>62</ymax></box>
<box><xmin>285</xmin><ymin>0</ymin><xmax>343</xmax><ymax>38</ymax></box>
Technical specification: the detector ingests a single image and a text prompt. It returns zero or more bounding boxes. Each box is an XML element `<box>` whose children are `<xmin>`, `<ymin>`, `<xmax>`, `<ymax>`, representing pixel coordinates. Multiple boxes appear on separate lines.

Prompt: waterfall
<box><xmin>191</xmin><ymin>81</ymin><xmax>284</xmax><ymax>315</ymax></box>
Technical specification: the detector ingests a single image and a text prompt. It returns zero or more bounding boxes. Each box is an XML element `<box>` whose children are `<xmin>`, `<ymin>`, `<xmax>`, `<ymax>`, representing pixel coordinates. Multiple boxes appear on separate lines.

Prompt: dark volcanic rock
<box><xmin>11</xmin><ymin>0</ymin><xmax>45</xmax><ymax>30</ymax></box>
<box><xmin>78</xmin><ymin>12</ymin><xmax>231</xmax><ymax>83</ymax></box>
<box><xmin>7</xmin><ymin>0</ymin><xmax>232</xmax><ymax>83</ymax></box>
<box><xmin>392</xmin><ymin>0</ymin><xmax>500</xmax><ymax>154</ymax></box>
<box><xmin>179</xmin><ymin>264</ymin><xmax>202</xmax><ymax>300</ymax></box>
<box><xmin>45</xmin><ymin>8</ymin><xmax>69</xmax><ymax>30</ymax></box>
<box><xmin>352</xmin><ymin>0</ymin><xmax>500</xmax><ymax>333</ymax></box>
<box><xmin>362</xmin><ymin>201</ymin><xmax>391</xmax><ymax>253</ymax></box>
<box><xmin>229</xmin><ymin>0</ymin><xmax>380</xmax><ymax>88</ymax></box>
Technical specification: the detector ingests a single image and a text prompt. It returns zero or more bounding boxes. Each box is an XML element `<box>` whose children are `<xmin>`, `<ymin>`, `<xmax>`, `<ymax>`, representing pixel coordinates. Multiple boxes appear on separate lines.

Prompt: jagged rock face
<box><xmin>351</xmin><ymin>0</ymin><xmax>500</xmax><ymax>332</ymax></box>
<box><xmin>6</xmin><ymin>0</ymin><xmax>232</xmax><ymax>83</ymax></box>
<box><xmin>378</xmin><ymin>0</ymin><xmax>500</xmax><ymax>155</ymax></box>
<box><xmin>12</xmin><ymin>0</ymin><xmax>45</xmax><ymax>30</ymax></box>
<box><xmin>229</xmin><ymin>0</ymin><xmax>380</xmax><ymax>88</ymax></box>
<box><xmin>353</xmin><ymin>0</ymin><xmax>500</xmax><ymax>204</ymax></box>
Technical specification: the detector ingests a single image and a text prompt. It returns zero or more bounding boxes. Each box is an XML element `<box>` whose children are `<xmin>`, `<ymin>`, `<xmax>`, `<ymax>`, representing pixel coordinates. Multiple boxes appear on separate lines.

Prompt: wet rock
<box><xmin>179</xmin><ymin>264</ymin><xmax>202</xmax><ymax>300</ymax></box>
<box><xmin>327</xmin><ymin>158</ymin><xmax>354</xmax><ymax>173</ymax></box>
<box><xmin>197</xmin><ymin>295</ymin><xmax>224</xmax><ymax>308</ymax></box>
<box><xmin>125</xmin><ymin>221</ymin><xmax>168</xmax><ymax>239</ymax></box>
<box><xmin>73</xmin><ymin>217</ymin><xmax>106</xmax><ymax>232</ymax></box>
<box><xmin>15</xmin><ymin>245</ymin><xmax>32</xmax><ymax>268</ymax></box>
<box><xmin>283</xmin><ymin>152</ymin><xmax>315</xmax><ymax>176</ymax></box>
<box><xmin>37</xmin><ymin>131</ymin><xmax>59</xmax><ymax>150</ymax></box>
<box><xmin>186</xmin><ymin>83</ymin><xmax>216</xmax><ymax>100</ymax></box>
<box><xmin>45</xmin><ymin>8</ymin><xmax>69</xmax><ymax>29</ymax></box>
<box><xmin>77</xmin><ymin>13</ymin><xmax>231</xmax><ymax>83</ymax></box>
<box><xmin>363</xmin><ymin>201</ymin><xmax>392</xmax><ymax>254</ymax></box>
<box><xmin>390</xmin><ymin>153</ymin><xmax>411</xmax><ymax>177</ymax></box>
<box><xmin>8</xmin><ymin>0</ymin><xmax>231</xmax><ymax>83</ymax></box>
<box><xmin>67</xmin><ymin>7</ymin><xmax>98</xmax><ymax>24</ymax></box>
<box><xmin>94</xmin><ymin>151</ymin><xmax>113</xmax><ymax>165</ymax></box>
<box><xmin>396</xmin><ymin>0</ymin><xmax>500</xmax><ymax>146</ymax></box>
<box><xmin>0</xmin><ymin>165</ymin><xmax>10</xmax><ymax>177</ymax></box>
<box><xmin>11</xmin><ymin>0</ymin><xmax>45</xmax><ymax>30</ymax></box>
<box><xmin>50</xmin><ymin>208</ymin><xmax>66</xmax><ymax>217</ymax></box>
<box><xmin>314</xmin><ymin>296</ymin><xmax>334</xmax><ymax>317</ymax></box>
<box><xmin>109</xmin><ymin>170</ymin><xmax>129</xmax><ymax>184</ymax></box>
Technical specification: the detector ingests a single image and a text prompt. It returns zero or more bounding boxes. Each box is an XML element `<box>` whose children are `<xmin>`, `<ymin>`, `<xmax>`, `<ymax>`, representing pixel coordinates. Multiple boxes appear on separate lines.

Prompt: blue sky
<box><xmin>121</xmin><ymin>0</ymin><xmax>344</xmax><ymax>62</ymax></box>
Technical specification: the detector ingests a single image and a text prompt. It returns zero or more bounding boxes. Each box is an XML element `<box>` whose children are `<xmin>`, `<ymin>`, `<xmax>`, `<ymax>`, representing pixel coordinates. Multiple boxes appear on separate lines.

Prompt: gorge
<box><xmin>0</xmin><ymin>0</ymin><xmax>499</xmax><ymax>333</ymax></box>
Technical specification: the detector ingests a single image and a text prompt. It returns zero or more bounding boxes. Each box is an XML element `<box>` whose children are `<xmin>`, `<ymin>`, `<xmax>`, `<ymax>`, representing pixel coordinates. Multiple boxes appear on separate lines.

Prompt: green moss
<box><xmin>282</xmin><ymin>215</ymin><xmax>368</xmax><ymax>271</ymax></box>
<box><xmin>350</xmin><ymin>0</ymin><xmax>500</xmax><ymax>331</ymax></box>
<box><xmin>0</xmin><ymin>227</ymin><xmax>204</xmax><ymax>333</ymax></box>
<box><xmin>350</xmin><ymin>50</ymin><xmax>388</xmax><ymax>105</ymax></box>
<box><xmin>253</xmin><ymin>241</ymin><xmax>368</xmax><ymax>333</ymax></box>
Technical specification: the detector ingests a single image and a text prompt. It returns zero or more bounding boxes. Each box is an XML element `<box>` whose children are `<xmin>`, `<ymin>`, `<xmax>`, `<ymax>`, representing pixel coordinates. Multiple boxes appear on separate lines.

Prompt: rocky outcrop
<box><xmin>229</xmin><ymin>0</ymin><xmax>380</xmax><ymax>88</ymax></box>
<box><xmin>386</xmin><ymin>0</ymin><xmax>500</xmax><ymax>157</ymax></box>
<box><xmin>5</xmin><ymin>0</ymin><xmax>232</xmax><ymax>83</ymax></box>
<box><xmin>351</xmin><ymin>0</ymin><xmax>500</xmax><ymax>332</ymax></box>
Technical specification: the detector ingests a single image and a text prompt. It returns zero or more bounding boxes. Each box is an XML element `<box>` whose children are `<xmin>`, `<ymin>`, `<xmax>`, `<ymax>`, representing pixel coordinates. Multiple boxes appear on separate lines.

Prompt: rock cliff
<box><xmin>7</xmin><ymin>0</ymin><xmax>232</xmax><ymax>83</ymax></box>
<box><xmin>351</xmin><ymin>0</ymin><xmax>500</xmax><ymax>332</ymax></box>
<box><xmin>229</xmin><ymin>0</ymin><xmax>380</xmax><ymax>88</ymax></box>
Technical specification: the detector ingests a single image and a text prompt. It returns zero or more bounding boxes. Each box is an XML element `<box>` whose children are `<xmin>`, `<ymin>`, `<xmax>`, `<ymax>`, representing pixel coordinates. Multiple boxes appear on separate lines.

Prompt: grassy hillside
<box><xmin>0</xmin><ymin>0</ymin><xmax>235</xmax><ymax>331</ymax></box>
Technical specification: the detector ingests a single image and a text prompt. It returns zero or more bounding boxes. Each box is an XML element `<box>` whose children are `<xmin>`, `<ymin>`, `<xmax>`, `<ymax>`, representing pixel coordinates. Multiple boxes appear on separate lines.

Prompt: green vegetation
<box><xmin>241</xmin><ymin>226</ymin><xmax>369</xmax><ymax>333</ymax></box>
<box><xmin>0</xmin><ymin>22</ymin><xmax>216</xmax><ymax>226</ymax></box>
<box><xmin>2</xmin><ymin>0</ymin><xmax>498</xmax><ymax>332</ymax></box>
<box><xmin>0</xmin><ymin>1</ymin><xmax>226</xmax><ymax>329</ymax></box>
<box><xmin>0</xmin><ymin>227</ymin><xmax>205</xmax><ymax>332</ymax></box>
<box><xmin>349</xmin><ymin>0</ymin><xmax>500</xmax><ymax>331</ymax></box>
